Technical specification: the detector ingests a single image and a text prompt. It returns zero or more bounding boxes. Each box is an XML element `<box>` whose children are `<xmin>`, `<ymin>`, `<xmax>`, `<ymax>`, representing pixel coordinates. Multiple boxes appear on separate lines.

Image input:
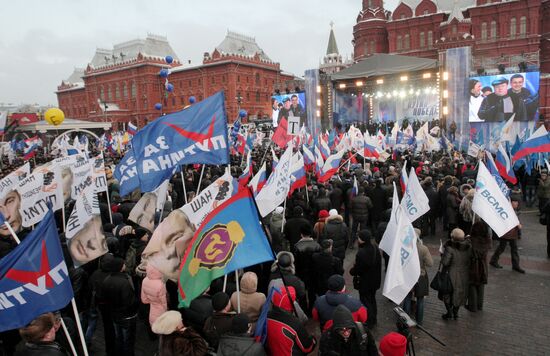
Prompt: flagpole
<box><xmin>337</xmin><ymin>152</ymin><xmax>357</xmax><ymax>171</ymax></box>
<box><xmin>71</xmin><ymin>299</ymin><xmax>89</xmax><ymax>356</ymax></box>
<box><xmin>235</xmin><ymin>270</ymin><xmax>241</xmax><ymax>313</ymax></box>
<box><xmin>104</xmin><ymin>192</ymin><xmax>113</xmax><ymax>224</ymax></box>
<box><xmin>196</xmin><ymin>165</ymin><xmax>206</xmax><ymax>194</ymax></box>
<box><xmin>61</xmin><ymin>205</ymin><xmax>66</xmax><ymax>233</ymax></box>
<box><xmin>4</xmin><ymin>221</ymin><xmax>20</xmax><ymax>244</ymax></box>
<box><xmin>222</xmin><ymin>274</ymin><xmax>228</xmax><ymax>293</ymax></box>
<box><xmin>259</xmin><ymin>141</ymin><xmax>273</xmax><ymax>169</ymax></box>
<box><xmin>181</xmin><ymin>166</ymin><xmax>188</xmax><ymax>205</ymax></box>
<box><xmin>60</xmin><ymin>318</ymin><xmax>78</xmax><ymax>356</ymax></box>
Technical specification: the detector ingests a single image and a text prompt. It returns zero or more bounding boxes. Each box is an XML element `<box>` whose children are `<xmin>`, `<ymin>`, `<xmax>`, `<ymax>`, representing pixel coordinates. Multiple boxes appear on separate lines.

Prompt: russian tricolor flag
<box><xmin>319</xmin><ymin>137</ymin><xmax>331</xmax><ymax>160</ymax></box>
<box><xmin>249</xmin><ymin>162</ymin><xmax>267</xmax><ymax>196</ymax></box>
<box><xmin>318</xmin><ymin>149</ymin><xmax>345</xmax><ymax>183</ymax></box>
<box><xmin>495</xmin><ymin>144</ymin><xmax>517</xmax><ymax>185</ymax></box>
<box><xmin>351</xmin><ymin>176</ymin><xmax>359</xmax><ymax>197</ymax></box>
<box><xmin>23</xmin><ymin>143</ymin><xmax>37</xmax><ymax>160</ymax></box>
<box><xmin>271</xmin><ymin>147</ymin><xmax>279</xmax><ymax>170</ymax></box>
<box><xmin>289</xmin><ymin>153</ymin><xmax>306</xmax><ymax>195</ymax></box>
<box><xmin>400</xmin><ymin>161</ymin><xmax>408</xmax><ymax>193</ymax></box>
<box><xmin>314</xmin><ymin>145</ymin><xmax>324</xmax><ymax>178</ymax></box>
<box><xmin>512</xmin><ymin>125</ymin><xmax>550</xmax><ymax>162</ymax></box>
<box><xmin>127</xmin><ymin>122</ymin><xmax>138</xmax><ymax>135</ymax></box>
<box><xmin>363</xmin><ymin>138</ymin><xmax>380</xmax><ymax>159</ymax></box>
<box><xmin>238</xmin><ymin>153</ymin><xmax>253</xmax><ymax>186</ymax></box>
<box><xmin>485</xmin><ymin>150</ymin><xmax>510</xmax><ymax>196</ymax></box>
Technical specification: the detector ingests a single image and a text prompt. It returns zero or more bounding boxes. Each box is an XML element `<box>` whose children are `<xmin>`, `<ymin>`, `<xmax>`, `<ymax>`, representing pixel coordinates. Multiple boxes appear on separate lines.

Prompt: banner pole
<box><xmin>181</xmin><ymin>167</ymin><xmax>188</xmax><ymax>205</ymax></box>
<box><xmin>61</xmin><ymin>205</ymin><xmax>66</xmax><ymax>233</ymax></box>
<box><xmin>60</xmin><ymin>318</ymin><xmax>78</xmax><ymax>356</ymax></box>
<box><xmin>71</xmin><ymin>298</ymin><xmax>89</xmax><ymax>356</ymax></box>
<box><xmin>4</xmin><ymin>221</ymin><xmax>20</xmax><ymax>244</ymax></box>
<box><xmin>337</xmin><ymin>152</ymin><xmax>357</xmax><ymax>171</ymax></box>
<box><xmin>235</xmin><ymin>270</ymin><xmax>241</xmax><ymax>314</ymax></box>
<box><xmin>222</xmin><ymin>274</ymin><xmax>228</xmax><ymax>293</ymax></box>
<box><xmin>105</xmin><ymin>192</ymin><xmax>113</xmax><ymax>224</ymax></box>
<box><xmin>196</xmin><ymin>165</ymin><xmax>206</xmax><ymax>195</ymax></box>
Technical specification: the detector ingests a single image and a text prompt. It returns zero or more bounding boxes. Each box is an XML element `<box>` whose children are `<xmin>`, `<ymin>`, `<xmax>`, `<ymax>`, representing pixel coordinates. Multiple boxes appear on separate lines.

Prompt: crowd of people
<box><xmin>0</xmin><ymin>137</ymin><xmax>544</xmax><ymax>356</ymax></box>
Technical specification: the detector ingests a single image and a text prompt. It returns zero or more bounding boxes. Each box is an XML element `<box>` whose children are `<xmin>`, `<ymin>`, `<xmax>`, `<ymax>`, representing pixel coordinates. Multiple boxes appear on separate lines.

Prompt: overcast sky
<box><xmin>0</xmin><ymin>0</ymin><xmax>399</xmax><ymax>106</ymax></box>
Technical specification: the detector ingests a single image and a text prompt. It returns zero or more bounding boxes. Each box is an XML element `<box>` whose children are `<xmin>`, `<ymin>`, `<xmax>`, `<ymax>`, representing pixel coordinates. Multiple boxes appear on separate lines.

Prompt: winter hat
<box><xmin>329</xmin><ymin>209</ymin><xmax>338</xmax><ymax>217</ymax></box>
<box><xmin>274</xmin><ymin>251</ymin><xmax>295</xmax><ymax>274</ymax></box>
<box><xmin>358</xmin><ymin>229</ymin><xmax>372</xmax><ymax>242</ymax></box>
<box><xmin>212</xmin><ymin>292</ymin><xmax>230</xmax><ymax>312</ymax></box>
<box><xmin>379</xmin><ymin>332</ymin><xmax>407</xmax><ymax>356</ymax></box>
<box><xmin>300</xmin><ymin>224</ymin><xmax>313</xmax><ymax>237</ymax></box>
<box><xmin>272</xmin><ymin>286</ymin><xmax>296</xmax><ymax>312</ymax></box>
<box><xmin>332</xmin><ymin>305</ymin><xmax>356</xmax><ymax>330</ymax></box>
<box><xmin>320</xmin><ymin>239</ymin><xmax>333</xmax><ymax>250</ymax></box>
<box><xmin>318</xmin><ymin>210</ymin><xmax>329</xmax><ymax>219</ymax></box>
<box><xmin>231</xmin><ymin>313</ymin><xmax>250</xmax><ymax>334</ymax></box>
<box><xmin>275</xmin><ymin>206</ymin><xmax>284</xmax><ymax>215</ymax></box>
<box><xmin>134</xmin><ymin>227</ymin><xmax>150</xmax><ymax>240</ymax></box>
<box><xmin>152</xmin><ymin>311</ymin><xmax>182</xmax><ymax>335</ymax></box>
<box><xmin>327</xmin><ymin>275</ymin><xmax>345</xmax><ymax>292</ymax></box>
<box><xmin>113</xmin><ymin>224</ymin><xmax>132</xmax><ymax>238</ymax></box>
<box><xmin>101</xmin><ymin>254</ymin><xmax>124</xmax><ymax>273</ymax></box>
<box><xmin>240</xmin><ymin>272</ymin><xmax>258</xmax><ymax>294</ymax></box>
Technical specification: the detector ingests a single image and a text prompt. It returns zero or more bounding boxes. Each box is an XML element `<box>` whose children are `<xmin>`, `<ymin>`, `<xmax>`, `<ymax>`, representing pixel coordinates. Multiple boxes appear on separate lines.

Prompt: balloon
<box><xmin>159</xmin><ymin>69</ymin><xmax>169</xmax><ymax>78</ymax></box>
<box><xmin>189</xmin><ymin>96</ymin><xmax>196</xmax><ymax>104</ymax></box>
<box><xmin>166</xmin><ymin>83</ymin><xmax>174</xmax><ymax>92</ymax></box>
<box><xmin>44</xmin><ymin>108</ymin><xmax>65</xmax><ymax>126</ymax></box>
<box><xmin>165</xmin><ymin>55</ymin><xmax>173</xmax><ymax>64</ymax></box>
<box><xmin>239</xmin><ymin>109</ymin><xmax>247</xmax><ymax>118</ymax></box>
<box><xmin>154</xmin><ymin>103</ymin><xmax>162</xmax><ymax>110</ymax></box>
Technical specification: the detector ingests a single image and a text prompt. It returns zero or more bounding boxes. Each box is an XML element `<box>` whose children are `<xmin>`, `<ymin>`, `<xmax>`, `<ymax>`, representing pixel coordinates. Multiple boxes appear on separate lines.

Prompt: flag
<box><xmin>351</xmin><ymin>176</ymin><xmax>358</xmax><ymax>197</ymax></box>
<box><xmin>495</xmin><ymin>144</ymin><xmax>517</xmax><ymax>185</ymax></box>
<box><xmin>272</xmin><ymin>117</ymin><xmax>292</xmax><ymax>149</ymax></box>
<box><xmin>485</xmin><ymin>150</ymin><xmax>510</xmax><ymax>196</ymax></box>
<box><xmin>256</xmin><ymin>145</ymin><xmax>293</xmax><ymax>217</ymax></box>
<box><xmin>234</xmin><ymin>132</ymin><xmax>247</xmax><ymax>155</ymax></box>
<box><xmin>512</xmin><ymin>125</ymin><xmax>550</xmax><ymax>162</ymax></box>
<box><xmin>363</xmin><ymin>136</ymin><xmax>380</xmax><ymax>159</ymax></box>
<box><xmin>319</xmin><ymin>137</ymin><xmax>331</xmax><ymax>160</ymax></box>
<box><xmin>0</xmin><ymin>111</ymin><xmax>7</xmax><ymax>136</ymax></box>
<box><xmin>0</xmin><ymin>210</ymin><xmax>73</xmax><ymax>332</ymax></box>
<box><xmin>400</xmin><ymin>169</ymin><xmax>429</xmax><ymax>223</ymax></box>
<box><xmin>399</xmin><ymin>161</ymin><xmax>408</xmax><ymax>193</ymax></box>
<box><xmin>302</xmin><ymin>145</ymin><xmax>315</xmax><ymax>166</ymax></box>
<box><xmin>254</xmin><ymin>285</ymin><xmax>280</xmax><ymax>344</ymax></box>
<box><xmin>379</xmin><ymin>183</ymin><xmax>399</xmax><ymax>254</ymax></box>
<box><xmin>249</xmin><ymin>162</ymin><xmax>267</xmax><ymax>195</ymax></box>
<box><xmin>23</xmin><ymin>143</ymin><xmax>37</xmax><ymax>160</ymax></box>
<box><xmin>472</xmin><ymin>161</ymin><xmax>519</xmax><ymax>237</ymax></box>
<box><xmin>467</xmin><ymin>141</ymin><xmax>481</xmax><ymax>158</ymax></box>
<box><xmin>382</xmin><ymin>206</ymin><xmax>420</xmax><ymax>304</ymax></box>
<box><xmin>318</xmin><ymin>149</ymin><xmax>345</xmax><ymax>183</ymax></box>
<box><xmin>238</xmin><ymin>153</ymin><xmax>253</xmax><ymax>186</ymax></box>
<box><xmin>500</xmin><ymin>116</ymin><xmax>516</xmax><ymax>143</ymax></box>
<box><xmin>127</xmin><ymin>122</ymin><xmax>137</xmax><ymax>136</ymax></box>
<box><xmin>314</xmin><ymin>145</ymin><xmax>324</xmax><ymax>177</ymax></box>
<box><xmin>271</xmin><ymin>147</ymin><xmax>279</xmax><ymax>170</ymax></box>
<box><xmin>178</xmin><ymin>189</ymin><xmax>275</xmax><ymax>307</ymax></box>
<box><xmin>115</xmin><ymin>91</ymin><xmax>229</xmax><ymax>196</ymax></box>
<box><xmin>289</xmin><ymin>152</ymin><xmax>306</xmax><ymax>195</ymax></box>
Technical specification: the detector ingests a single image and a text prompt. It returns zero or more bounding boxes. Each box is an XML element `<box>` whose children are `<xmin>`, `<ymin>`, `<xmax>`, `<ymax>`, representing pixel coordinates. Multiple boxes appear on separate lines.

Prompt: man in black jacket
<box><xmin>350</xmin><ymin>187</ymin><xmax>373</xmax><ymax>249</ymax></box>
<box><xmin>100</xmin><ymin>256</ymin><xmax>139</xmax><ymax>356</ymax></box>
<box><xmin>311</xmin><ymin>239</ymin><xmax>344</xmax><ymax>297</ymax></box>
<box><xmin>283</xmin><ymin>206</ymin><xmax>311</xmax><ymax>247</ymax></box>
<box><xmin>293</xmin><ymin>224</ymin><xmax>321</xmax><ymax>313</ymax></box>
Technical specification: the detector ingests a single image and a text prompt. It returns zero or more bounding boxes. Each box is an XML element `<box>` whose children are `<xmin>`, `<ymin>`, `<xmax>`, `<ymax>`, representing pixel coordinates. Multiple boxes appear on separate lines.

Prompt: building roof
<box><xmin>215</xmin><ymin>30</ymin><xmax>272</xmax><ymax>62</ymax></box>
<box><xmin>326</xmin><ymin>25</ymin><xmax>339</xmax><ymax>55</ymax></box>
<box><xmin>15</xmin><ymin>118</ymin><xmax>112</xmax><ymax>133</ymax></box>
<box><xmin>330</xmin><ymin>53</ymin><xmax>437</xmax><ymax>80</ymax></box>
<box><xmin>392</xmin><ymin>0</ymin><xmax>475</xmax><ymax>14</ymax></box>
<box><xmin>89</xmin><ymin>34</ymin><xmax>179</xmax><ymax>69</ymax></box>
<box><xmin>63</xmin><ymin>68</ymin><xmax>85</xmax><ymax>85</ymax></box>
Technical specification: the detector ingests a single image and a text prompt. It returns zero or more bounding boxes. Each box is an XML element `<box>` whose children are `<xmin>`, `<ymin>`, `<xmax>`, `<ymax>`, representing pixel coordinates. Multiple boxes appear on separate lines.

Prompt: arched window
<box><xmin>520</xmin><ymin>16</ymin><xmax>527</xmax><ymax>36</ymax></box>
<box><xmin>510</xmin><ymin>18</ymin><xmax>516</xmax><ymax>38</ymax></box>
<box><xmin>255</xmin><ymin>91</ymin><xmax>260</xmax><ymax>102</ymax></box>
<box><xmin>491</xmin><ymin>20</ymin><xmax>497</xmax><ymax>39</ymax></box>
<box><xmin>255</xmin><ymin>73</ymin><xmax>260</xmax><ymax>85</ymax></box>
<box><xmin>481</xmin><ymin>22</ymin><xmax>488</xmax><ymax>40</ymax></box>
<box><xmin>107</xmin><ymin>85</ymin><xmax>112</xmax><ymax>101</ymax></box>
<box><xmin>115</xmin><ymin>84</ymin><xmax>120</xmax><ymax>99</ymax></box>
<box><xmin>428</xmin><ymin>31</ymin><xmax>433</xmax><ymax>47</ymax></box>
<box><xmin>370</xmin><ymin>40</ymin><xmax>375</xmax><ymax>54</ymax></box>
<box><xmin>397</xmin><ymin>35</ymin><xmax>403</xmax><ymax>51</ymax></box>
<box><xmin>131</xmin><ymin>82</ymin><xmax>136</xmax><ymax>98</ymax></box>
<box><xmin>420</xmin><ymin>32</ymin><xmax>425</xmax><ymax>48</ymax></box>
<box><xmin>452</xmin><ymin>25</ymin><xmax>457</xmax><ymax>35</ymax></box>
<box><xmin>404</xmin><ymin>34</ymin><xmax>410</xmax><ymax>49</ymax></box>
<box><xmin>122</xmin><ymin>82</ymin><xmax>127</xmax><ymax>98</ymax></box>
<box><xmin>99</xmin><ymin>86</ymin><xmax>104</xmax><ymax>101</ymax></box>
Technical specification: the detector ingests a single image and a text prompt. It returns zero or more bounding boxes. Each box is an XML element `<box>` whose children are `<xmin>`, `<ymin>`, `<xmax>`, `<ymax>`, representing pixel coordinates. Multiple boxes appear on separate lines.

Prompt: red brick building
<box><xmin>353</xmin><ymin>0</ymin><xmax>550</xmax><ymax>115</ymax></box>
<box><xmin>56</xmin><ymin>32</ymin><xmax>293</xmax><ymax>129</ymax></box>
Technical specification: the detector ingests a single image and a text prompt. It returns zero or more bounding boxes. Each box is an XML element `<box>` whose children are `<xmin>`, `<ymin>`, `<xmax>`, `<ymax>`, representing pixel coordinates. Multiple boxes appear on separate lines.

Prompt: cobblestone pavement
<box><xmin>89</xmin><ymin>210</ymin><xmax>550</xmax><ymax>355</ymax></box>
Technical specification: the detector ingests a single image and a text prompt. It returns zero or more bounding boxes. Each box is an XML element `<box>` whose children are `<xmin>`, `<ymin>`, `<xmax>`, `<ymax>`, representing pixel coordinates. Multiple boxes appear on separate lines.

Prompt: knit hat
<box><xmin>329</xmin><ymin>209</ymin><xmax>338</xmax><ymax>217</ymax></box>
<box><xmin>318</xmin><ymin>210</ymin><xmax>329</xmax><ymax>219</ymax></box>
<box><xmin>231</xmin><ymin>313</ymin><xmax>250</xmax><ymax>334</ymax></box>
<box><xmin>327</xmin><ymin>274</ymin><xmax>345</xmax><ymax>292</ymax></box>
<box><xmin>379</xmin><ymin>332</ymin><xmax>407</xmax><ymax>356</ymax></box>
<box><xmin>275</xmin><ymin>206</ymin><xmax>284</xmax><ymax>215</ymax></box>
<box><xmin>332</xmin><ymin>305</ymin><xmax>356</xmax><ymax>330</ymax></box>
<box><xmin>152</xmin><ymin>311</ymin><xmax>182</xmax><ymax>335</ymax></box>
<box><xmin>113</xmin><ymin>224</ymin><xmax>132</xmax><ymax>238</ymax></box>
<box><xmin>212</xmin><ymin>292</ymin><xmax>230</xmax><ymax>312</ymax></box>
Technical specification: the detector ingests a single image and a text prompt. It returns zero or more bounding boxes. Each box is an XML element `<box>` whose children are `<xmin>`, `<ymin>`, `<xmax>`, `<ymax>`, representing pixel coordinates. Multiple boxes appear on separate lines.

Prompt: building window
<box><xmin>131</xmin><ymin>82</ymin><xmax>136</xmax><ymax>98</ymax></box>
<box><xmin>520</xmin><ymin>16</ymin><xmax>527</xmax><ymax>36</ymax></box>
<box><xmin>397</xmin><ymin>35</ymin><xmax>402</xmax><ymax>51</ymax></box>
<box><xmin>491</xmin><ymin>20</ymin><xmax>497</xmax><ymax>39</ymax></box>
<box><xmin>181</xmin><ymin>96</ymin><xmax>185</xmax><ymax>105</ymax></box>
<box><xmin>143</xmin><ymin>99</ymin><xmax>148</xmax><ymax>110</ymax></box>
<box><xmin>510</xmin><ymin>18</ymin><xmax>516</xmax><ymax>38</ymax></box>
<box><xmin>99</xmin><ymin>86</ymin><xmax>104</xmax><ymax>101</ymax></box>
<box><xmin>481</xmin><ymin>22</ymin><xmax>487</xmax><ymax>40</ymax></box>
<box><xmin>404</xmin><ymin>34</ymin><xmax>410</xmax><ymax>50</ymax></box>
<box><xmin>255</xmin><ymin>73</ymin><xmax>260</xmax><ymax>86</ymax></box>
<box><xmin>368</xmin><ymin>0</ymin><xmax>373</xmax><ymax>7</ymax></box>
<box><xmin>256</xmin><ymin>91</ymin><xmax>260</xmax><ymax>102</ymax></box>
<box><xmin>237</xmin><ymin>75</ymin><xmax>240</xmax><ymax>83</ymax></box>
<box><xmin>452</xmin><ymin>25</ymin><xmax>457</xmax><ymax>35</ymax></box>
<box><xmin>370</xmin><ymin>40</ymin><xmax>375</xmax><ymax>54</ymax></box>
<box><xmin>428</xmin><ymin>31</ymin><xmax>433</xmax><ymax>47</ymax></box>
<box><xmin>246</xmin><ymin>92</ymin><xmax>250</xmax><ymax>101</ymax></box>
<box><xmin>107</xmin><ymin>85</ymin><xmax>112</xmax><ymax>101</ymax></box>
<box><xmin>400</xmin><ymin>14</ymin><xmax>405</xmax><ymax>19</ymax></box>
<box><xmin>115</xmin><ymin>84</ymin><xmax>120</xmax><ymax>99</ymax></box>
<box><xmin>424</xmin><ymin>10</ymin><xmax>428</xmax><ymax>15</ymax></box>
<box><xmin>122</xmin><ymin>82</ymin><xmax>127</xmax><ymax>98</ymax></box>
<box><xmin>211</xmin><ymin>76</ymin><xmax>215</xmax><ymax>84</ymax></box>
<box><xmin>420</xmin><ymin>32</ymin><xmax>425</xmax><ymax>47</ymax></box>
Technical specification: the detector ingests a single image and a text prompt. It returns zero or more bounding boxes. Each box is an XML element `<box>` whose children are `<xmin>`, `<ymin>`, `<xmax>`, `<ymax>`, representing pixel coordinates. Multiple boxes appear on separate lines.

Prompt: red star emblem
<box><xmin>5</xmin><ymin>240</ymin><xmax>54</xmax><ymax>288</ymax></box>
<box><xmin>164</xmin><ymin>115</ymin><xmax>216</xmax><ymax>148</ymax></box>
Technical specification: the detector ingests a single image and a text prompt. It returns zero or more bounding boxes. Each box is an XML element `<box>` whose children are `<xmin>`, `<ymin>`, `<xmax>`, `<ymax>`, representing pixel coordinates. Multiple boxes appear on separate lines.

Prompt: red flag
<box><xmin>272</xmin><ymin>117</ymin><xmax>292</xmax><ymax>149</ymax></box>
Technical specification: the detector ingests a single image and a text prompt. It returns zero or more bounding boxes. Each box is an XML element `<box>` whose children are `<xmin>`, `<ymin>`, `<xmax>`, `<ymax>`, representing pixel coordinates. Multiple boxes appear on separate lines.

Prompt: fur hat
<box><xmin>152</xmin><ymin>311</ymin><xmax>182</xmax><ymax>335</ymax></box>
<box><xmin>379</xmin><ymin>332</ymin><xmax>407</xmax><ymax>356</ymax></box>
<box><xmin>273</xmin><ymin>251</ymin><xmax>295</xmax><ymax>274</ymax></box>
<box><xmin>275</xmin><ymin>206</ymin><xmax>284</xmax><ymax>215</ymax></box>
<box><xmin>211</xmin><ymin>292</ymin><xmax>230</xmax><ymax>312</ymax></box>
<box><xmin>329</xmin><ymin>209</ymin><xmax>338</xmax><ymax>217</ymax></box>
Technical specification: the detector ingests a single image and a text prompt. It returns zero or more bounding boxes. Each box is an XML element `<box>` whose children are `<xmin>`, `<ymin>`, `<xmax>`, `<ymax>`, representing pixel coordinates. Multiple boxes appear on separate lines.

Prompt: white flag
<box><xmin>255</xmin><ymin>144</ymin><xmax>293</xmax><ymax>217</ymax></box>
<box><xmin>500</xmin><ymin>115</ymin><xmax>516</xmax><ymax>143</ymax></box>
<box><xmin>66</xmin><ymin>181</ymin><xmax>99</xmax><ymax>239</ymax></box>
<box><xmin>382</xmin><ymin>206</ymin><xmax>420</xmax><ymax>304</ymax></box>
<box><xmin>0</xmin><ymin>162</ymin><xmax>30</xmax><ymax>200</ymax></box>
<box><xmin>379</xmin><ymin>183</ymin><xmax>399</xmax><ymax>254</ymax></box>
<box><xmin>467</xmin><ymin>141</ymin><xmax>481</xmax><ymax>158</ymax></box>
<box><xmin>400</xmin><ymin>169</ymin><xmax>430</xmax><ymax>223</ymax></box>
<box><xmin>17</xmin><ymin>168</ymin><xmax>63</xmax><ymax>227</ymax></box>
<box><xmin>472</xmin><ymin>161</ymin><xmax>519</xmax><ymax>237</ymax></box>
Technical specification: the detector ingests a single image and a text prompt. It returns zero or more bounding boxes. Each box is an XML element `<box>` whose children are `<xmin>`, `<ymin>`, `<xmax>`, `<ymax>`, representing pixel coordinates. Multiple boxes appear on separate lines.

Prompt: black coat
<box><xmin>100</xmin><ymin>272</ymin><xmax>139</xmax><ymax>321</ymax></box>
<box><xmin>283</xmin><ymin>217</ymin><xmax>310</xmax><ymax>247</ymax></box>
<box><xmin>14</xmin><ymin>342</ymin><xmax>68</xmax><ymax>356</ymax></box>
<box><xmin>350</xmin><ymin>242</ymin><xmax>382</xmax><ymax>293</ymax></box>
<box><xmin>321</xmin><ymin>215</ymin><xmax>348</xmax><ymax>260</ymax></box>
<box><xmin>351</xmin><ymin>195</ymin><xmax>372</xmax><ymax>222</ymax></box>
<box><xmin>330</xmin><ymin>187</ymin><xmax>344</xmax><ymax>211</ymax></box>
<box><xmin>367</xmin><ymin>187</ymin><xmax>387</xmax><ymax>222</ymax></box>
<box><xmin>311</xmin><ymin>251</ymin><xmax>344</xmax><ymax>296</ymax></box>
<box><xmin>293</xmin><ymin>239</ymin><xmax>321</xmax><ymax>286</ymax></box>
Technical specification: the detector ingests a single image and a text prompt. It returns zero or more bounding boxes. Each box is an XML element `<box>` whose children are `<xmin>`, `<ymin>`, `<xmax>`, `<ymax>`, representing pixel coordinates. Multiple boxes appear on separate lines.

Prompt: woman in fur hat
<box><xmin>152</xmin><ymin>310</ymin><xmax>208</xmax><ymax>356</ymax></box>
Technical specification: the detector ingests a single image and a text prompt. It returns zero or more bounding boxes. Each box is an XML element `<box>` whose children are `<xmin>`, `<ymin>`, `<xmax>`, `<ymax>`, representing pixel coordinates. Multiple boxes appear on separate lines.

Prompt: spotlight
<box><xmin>356</xmin><ymin>80</ymin><xmax>363</xmax><ymax>87</ymax></box>
<box><xmin>443</xmin><ymin>106</ymin><xmax>449</xmax><ymax>115</ymax></box>
<box><xmin>423</xmin><ymin>73</ymin><xmax>431</xmax><ymax>79</ymax></box>
<box><xmin>443</xmin><ymin>72</ymin><xmax>449</xmax><ymax>81</ymax></box>
<box><xmin>376</xmin><ymin>91</ymin><xmax>383</xmax><ymax>98</ymax></box>
<box><xmin>409</xmin><ymin>89</ymin><xmax>414</xmax><ymax>94</ymax></box>
<box><xmin>339</xmin><ymin>83</ymin><xmax>346</xmax><ymax>89</ymax></box>
<box><xmin>386</xmin><ymin>93</ymin><xmax>392</xmax><ymax>99</ymax></box>
<box><xmin>400</xmin><ymin>76</ymin><xmax>408</xmax><ymax>81</ymax></box>
<box><xmin>424</xmin><ymin>88</ymin><xmax>430</xmax><ymax>94</ymax></box>
<box><xmin>498</xmin><ymin>64</ymin><xmax>506</xmax><ymax>74</ymax></box>
<box><xmin>316</xmin><ymin>99</ymin><xmax>321</xmax><ymax>106</ymax></box>
<box><xmin>392</xmin><ymin>90</ymin><xmax>398</xmax><ymax>96</ymax></box>
<box><xmin>399</xmin><ymin>90</ymin><xmax>406</xmax><ymax>98</ymax></box>
<box><xmin>316</xmin><ymin>85</ymin><xmax>321</xmax><ymax>93</ymax></box>
<box><xmin>443</xmin><ymin>90</ymin><xmax>449</xmax><ymax>98</ymax></box>
<box><xmin>376</xmin><ymin>79</ymin><xmax>384</xmax><ymax>84</ymax></box>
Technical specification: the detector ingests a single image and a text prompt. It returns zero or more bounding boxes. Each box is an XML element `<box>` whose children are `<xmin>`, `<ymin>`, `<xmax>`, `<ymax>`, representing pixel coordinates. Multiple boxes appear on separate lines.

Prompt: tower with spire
<box><xmin>320</xmin><ymin>22</ymin><xmax>350</xmax><ymax>74</ymax></box>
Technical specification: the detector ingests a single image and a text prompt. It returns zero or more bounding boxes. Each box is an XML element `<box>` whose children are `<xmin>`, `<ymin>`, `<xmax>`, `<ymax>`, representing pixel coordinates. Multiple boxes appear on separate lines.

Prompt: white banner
<box><xmin>66</xmin><ymin>177</ymin><xmax>97</xmax><ymax>239</ymax></box>
<box><xmin>0</xmin><ymin>162</ymin><xmax>30</xmax><ymax>200</ymax></box>
<box><xmin>17</xmin><ymin>168</ymin><xmax>63</xmax><ymax>227</ymax></box>
<box><xmin>467</xmin><ymin>141</ymin><xmax>481</xmax><ymax>158</ymax></box>
<box><xmin>382</xmin><ymin>206</ymin><xmax>420</xmax><ymax>304</ymax></box>
<box><xmin>128</xmin><ymin>179</ymin><xmax>170</xmax><ymax>232</ymax></box>
<box><xmin>255</xmin><ymin>144</ymin><xmax>293</xmax><ymax>217</ymax></box>
<box><xmin>400</xmin><ymin>169</ymin><xmax>429</xmax><ymax>223</ymax></box>
<box><xmin>379</xmin><ymin>183</ymin><xmax>399</xmax><ymax>254</ymax></box>
<box><xmin>472</xmin><ymin>161</ymin><xmax>519</xmax><ymax>237</ymax></box>
<box><xmin>71</xmin><ymin>156</ymin><xmax>93</xmax><ymax>199</ymax></box>
<box><xmin>92</xmin><ymin>153</ymin><xmax>108</xmax><ymax>193</ymax></box>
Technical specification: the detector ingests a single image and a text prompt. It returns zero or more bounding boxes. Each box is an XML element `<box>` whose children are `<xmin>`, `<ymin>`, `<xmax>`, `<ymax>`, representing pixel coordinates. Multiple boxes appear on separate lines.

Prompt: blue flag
<box><xmin>115</xmin><ymin>91</ymin><xmax>230</xmax><ymax>196</ymax></box>
<box><xmin>0</xmin><ymin>211</ymin><xmax>73</xmax><ymax>332</ymax></box>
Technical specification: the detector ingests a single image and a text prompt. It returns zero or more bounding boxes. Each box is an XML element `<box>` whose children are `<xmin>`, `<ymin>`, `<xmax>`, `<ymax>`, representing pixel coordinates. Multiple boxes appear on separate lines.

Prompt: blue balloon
<box><xmin>166</xmin><ymin>83</ymin><xmax>174</xmax><ymax>92</ymax></box>
<box><xmin>239</xmin><ymin>109</ymin><xmax>247</xmax><ymax>118</ymax></box>
<box><xmin>165</xmin><ymin>55</ymin><xmax>173</xmax><ymax>64</ymax></box>
<box><xmin>159</xmin><ymin>69</ymin><xmax>169</xmax><ymax>78</ymax></box>
<box><xmin>189</xmin><ymin>96</ymin><xmax>196</xmax><ymax>104</ymax></box>
<box><xmin>154</xmin><ymin>103</ymin><xmax>162</xmax><ymax>110</ymax></box>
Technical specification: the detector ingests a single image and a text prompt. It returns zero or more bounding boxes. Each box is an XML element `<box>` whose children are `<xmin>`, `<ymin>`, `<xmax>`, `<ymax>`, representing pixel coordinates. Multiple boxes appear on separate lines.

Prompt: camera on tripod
<box><xmin>392</xmin><ymin>305</ymin><xmax>446</xmax><ymax>356</ymax></box>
